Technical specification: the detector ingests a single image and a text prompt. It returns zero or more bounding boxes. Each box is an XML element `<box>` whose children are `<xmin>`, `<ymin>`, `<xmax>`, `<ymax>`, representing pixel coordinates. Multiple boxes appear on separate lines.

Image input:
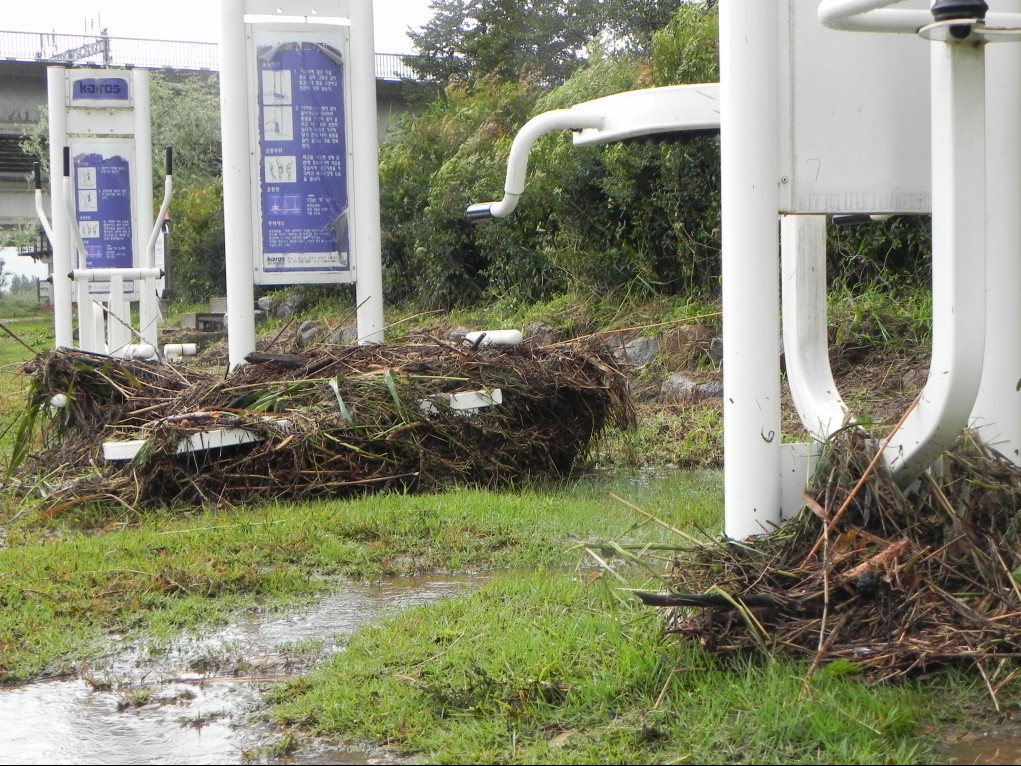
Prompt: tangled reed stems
<box><xmin>13</xmin><ymin>337</ymin><xmax>633</xmax><ymax>510</ymax></box>
<box><xmin>636</xmin><ymin>428</ymin><xmax>1021</xmax><ymax>695</ymax></box>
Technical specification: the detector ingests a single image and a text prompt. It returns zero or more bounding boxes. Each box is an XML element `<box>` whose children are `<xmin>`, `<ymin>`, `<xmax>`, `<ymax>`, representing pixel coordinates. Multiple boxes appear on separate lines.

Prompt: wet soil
<box><xmin>939</xmin><ymin>715</ymin><xmax>1021</xmax><ymax>765</ymax></box>
<box><xmin>0</xmin><ymin>574</ymin><xmax>479</xmax><ymax>765</ymax></box>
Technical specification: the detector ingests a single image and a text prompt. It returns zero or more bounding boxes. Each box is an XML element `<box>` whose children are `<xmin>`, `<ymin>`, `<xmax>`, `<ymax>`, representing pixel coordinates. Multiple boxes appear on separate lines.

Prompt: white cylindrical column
<box><xmin>719</xmin><ymin>0</ymin><xmax>782</xmax><ymax>539</ymax></box>
<box><xmin>971</xmin><ymin>1</ymin><xmax>1021</xmax><ymax>465</ymax></box>
<box><xmin>349</xmin><ymin>0</ymin><xmax>384</xmax><ymax>344</ymax></box>
<box><xmin>220</xmin><ymin>0</ymin><xmax>257</xmax><ymax>369</ymax></box>
<box><xmin>47</xmin><ymin>67</ymin><xmax>73</xmax><ymax>349</ymax></box>
<box><xmin>133</xmin><ymin>69</ymin><xmax>159</xmax><ymax>349</ymax></box>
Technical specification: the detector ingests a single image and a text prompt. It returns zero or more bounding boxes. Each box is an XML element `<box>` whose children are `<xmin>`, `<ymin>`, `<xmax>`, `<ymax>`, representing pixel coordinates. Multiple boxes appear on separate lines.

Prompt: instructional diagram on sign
<box><xmin>255</xmin><ymin>39</ymin><xmax>352</xmax><ymax>282</ymax></box>
<box><xmin>72</xmin><ymin>142</ymin><xmax>136</xmax><ymax>295</ymax></box>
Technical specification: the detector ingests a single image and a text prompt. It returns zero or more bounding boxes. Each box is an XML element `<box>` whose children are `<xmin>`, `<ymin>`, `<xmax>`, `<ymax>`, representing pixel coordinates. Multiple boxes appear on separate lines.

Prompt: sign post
<box><xmin>220</xmin><ymin>0</ymin><xmax>384</xmax><ymax>370</ymax></box>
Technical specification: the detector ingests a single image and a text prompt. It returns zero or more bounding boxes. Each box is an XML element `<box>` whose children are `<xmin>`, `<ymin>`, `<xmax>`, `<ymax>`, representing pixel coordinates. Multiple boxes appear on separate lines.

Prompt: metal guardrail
<box><xmin>0</xmin><ymin>30</ymin><xmax>421</xmax><ymax>79</ymax></box>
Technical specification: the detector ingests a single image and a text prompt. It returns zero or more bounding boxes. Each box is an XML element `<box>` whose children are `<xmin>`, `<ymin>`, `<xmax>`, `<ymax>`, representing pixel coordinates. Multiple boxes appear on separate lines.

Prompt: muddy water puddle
<box><xmin>941</xmin><ymin>722</ymin><xmax>1021</xmax><ymax>765</ymax></box>
<box><xmin>0</xmin><ymin>574</ymin><xmax>480</xmax><ymax>765</ymax></box>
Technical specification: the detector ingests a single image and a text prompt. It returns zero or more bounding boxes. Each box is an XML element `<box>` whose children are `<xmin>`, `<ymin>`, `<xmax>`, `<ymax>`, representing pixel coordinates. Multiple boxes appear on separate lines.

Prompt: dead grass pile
<box><xmin>14</xmin><ymin>337</ymin><xmax>634</xmax><ymax>510</ymax></box>
<box><xmin>636</xmin><ymin>429</ymin><xmax>1021</xmax><ymax>693</ymax></box>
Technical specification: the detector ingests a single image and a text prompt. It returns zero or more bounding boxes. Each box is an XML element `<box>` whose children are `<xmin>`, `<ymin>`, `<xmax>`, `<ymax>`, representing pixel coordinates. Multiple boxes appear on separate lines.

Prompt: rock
<box><xmin>333</xmin><ymin>326</ymin><xmax>359</xmax><ymax>346</ymax></box>
<box><xmin>709</xmin><ymin>337</ymin><xmax>724</xmax><ymax>363</ymax></box>
<box><xmin>444</xmin><ymin>327</ymin><xmax>472</xmax><ymax>343</ymax></box>
<box><xmin>660</xmin><ymin>324</ymin><xmax>716</xmax><ymax>371</ymax></box>
<box><xmin>606</xmin><ymin>333</ymin><xmax>660</xmax><ymax>366</ymax></box>
<box><xmin>697</xmin><ymin>380</ymin><xmax>724</xmax><ymax>398</ymax></box>
<box><xmin>661</xmin><ymin>373</ymin><xmax>700</xmax><ymax>402</ymax></box>
<box><xmin>523</xmin><ymin>321</ymin><xmax>563</xmax><ymax>346</ymax></box>
<box><xmin>289</xmin><ymin>320</ymin><xmax>323</xmax><ymax>349</ymax></box>
<box><xmin>273</xmin><ymin>290</ymin><xmax>307</xmax><ymax>319</ymax></box>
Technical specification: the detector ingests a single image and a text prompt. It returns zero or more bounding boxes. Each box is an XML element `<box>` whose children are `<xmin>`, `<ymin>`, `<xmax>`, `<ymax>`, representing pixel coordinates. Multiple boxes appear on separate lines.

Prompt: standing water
<box><xmin>0</xmin><ymin>575</ymin><xmax>477</xmax><ymax>765</ymax></box>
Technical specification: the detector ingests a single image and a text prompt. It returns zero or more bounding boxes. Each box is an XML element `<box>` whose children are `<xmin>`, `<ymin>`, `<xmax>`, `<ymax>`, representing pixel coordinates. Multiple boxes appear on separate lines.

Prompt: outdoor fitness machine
<box><xmin>219</xmin><ymin>0</ymin><xmax>384</xmax><ymax>369</ymax></box>
<box><xmin>37</xmin><ymin>67</ymin><xmax>172</xmax><ymax>359</ymax></box>
<box><xmin>469</xmin><ymin>0</ymin><xmax>1021</xmax><ymax>539</ymax></box>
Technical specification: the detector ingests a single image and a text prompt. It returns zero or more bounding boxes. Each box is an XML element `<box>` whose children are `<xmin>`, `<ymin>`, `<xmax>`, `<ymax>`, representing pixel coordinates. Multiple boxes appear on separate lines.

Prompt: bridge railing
<box><xmin>0</xmin><ymin>30</ymin><xmax>422</xmax><ymax>79</ymax></box>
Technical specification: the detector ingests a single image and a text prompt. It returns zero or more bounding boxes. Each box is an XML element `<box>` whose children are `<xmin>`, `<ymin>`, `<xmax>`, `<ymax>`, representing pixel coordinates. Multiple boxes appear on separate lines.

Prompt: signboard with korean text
<box><xmin>70</xmin><ymin>140</ymin><xmax>136</xmax><ymax>296</ymax></box>
<box><xmin>249</xmin><ymin>27</ymin><xmax>356</xmax><ymax>285</ymax></box>
<box><xmin>65</xmin><ymin>70</ymin><xmax>139</xmax><ymax>299</ymax></box>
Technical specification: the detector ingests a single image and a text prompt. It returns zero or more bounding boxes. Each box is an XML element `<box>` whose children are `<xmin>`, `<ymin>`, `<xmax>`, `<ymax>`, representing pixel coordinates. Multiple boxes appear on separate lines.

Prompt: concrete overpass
<box><xmin>0</xmin><ymin>30</ymin><xmax>428</xmax><ymax>230</ymax></box>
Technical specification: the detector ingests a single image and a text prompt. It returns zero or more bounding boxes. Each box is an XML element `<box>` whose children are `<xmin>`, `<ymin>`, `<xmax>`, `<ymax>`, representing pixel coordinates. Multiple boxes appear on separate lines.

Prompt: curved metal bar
<box><xmin>781</xmin><ymin>215</ymin><xmax>852</xmax><ymax>441</ymax></box>
<box><xmin>819</xmin><ymin>0</ymin><xmax>1021</xmax><ymax>34</ymax></box>
<box><xmin>818</xmin><ymin>0</ymin><xmax>933</xmax><ymax>33</ymax></box>
<box><xmin>465</xmin><ymin>110</ymin><xmax>603</xmax><ymax>219</ymax></box>
<box><xmin>819</xmin><ymin>1</ymin><xmax>997</xmax><ymax>487</ymax></box>
<box><xmin>882</xmin><ymin>39</ymin><xmax>988</xmax><ymax>485</ymax></box>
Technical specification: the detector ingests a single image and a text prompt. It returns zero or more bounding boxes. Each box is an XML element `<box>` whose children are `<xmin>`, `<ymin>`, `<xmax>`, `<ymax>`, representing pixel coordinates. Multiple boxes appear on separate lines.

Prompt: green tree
<box><xmin>597</xmin><ymin>0</ymin><xmax>709</xmax><ymax>55</ymax></box>
<box><xmin>149</xmin><ymin>72</ymin><xmax>223</xmax><ymax>190</ymax></box>
<box><xmin>148</xmin><ymin>72</ymin><xmax>226</xmax><ymax>302</ymax></box>
<box><xmin>167</xmin><ymin>179</ymin><xmax>227</xmax><ymax>303</ymax></box>
<box><xmin>407</xmin><ymin>0</ymin><xmax>603</xmax><ymax>87</ymax></box>
<box><xmin>378</xmin><ymin>3</ymin><xmax>727</xmax><ymax>308</ymax></box>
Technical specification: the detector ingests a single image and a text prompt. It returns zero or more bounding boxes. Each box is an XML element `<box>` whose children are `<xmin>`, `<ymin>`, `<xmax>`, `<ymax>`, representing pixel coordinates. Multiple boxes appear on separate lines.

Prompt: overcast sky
<box><xmin>1</xmin><ymin>1</ymin><xmax>437</xmax><ymax>279</ymax></box>
<box><xmin>0</xmin><ymin>0</ymin><xmax>434</xmax><ymax>53</ymax></box>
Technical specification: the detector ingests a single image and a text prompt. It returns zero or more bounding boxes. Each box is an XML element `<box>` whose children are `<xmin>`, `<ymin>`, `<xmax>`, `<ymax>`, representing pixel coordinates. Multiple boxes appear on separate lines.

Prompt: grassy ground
<box><xmin>0</xmin><ymin>288</ymin><xmax>1008</xmax><ymax>764</ymax></box>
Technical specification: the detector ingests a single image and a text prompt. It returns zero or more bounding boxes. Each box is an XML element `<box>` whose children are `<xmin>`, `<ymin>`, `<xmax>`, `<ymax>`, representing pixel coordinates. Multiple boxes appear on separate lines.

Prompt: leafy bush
<box><xmin>827</xmin><ymin>215</ymin><xmax>932</xmax><ymax>291</ymax></box>
<box><xmin>167</xmin><ymin>179</ymin><xmax>227</xmax><ymax>303</ymax></box>
<box><xmin>378</xmin><ymin>4</ymin><xmax>726</xmax><ymax>309</ymax></box>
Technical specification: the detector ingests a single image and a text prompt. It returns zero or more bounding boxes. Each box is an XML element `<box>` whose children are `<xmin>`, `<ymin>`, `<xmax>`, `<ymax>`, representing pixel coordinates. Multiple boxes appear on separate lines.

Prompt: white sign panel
<box><xmin>778</xmin><ymin>0</ymin><xmax>932</xmax><ymax>214</ymax></box>
<box><xmin>249</xmin><ymin>27</ymin><xmax>356</xmax><ymax>285</ymax></box>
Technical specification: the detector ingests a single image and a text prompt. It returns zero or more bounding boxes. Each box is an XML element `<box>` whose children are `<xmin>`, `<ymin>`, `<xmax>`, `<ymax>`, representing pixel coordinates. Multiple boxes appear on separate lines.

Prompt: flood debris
<box><xmin>13</xmin><ymin>338</ymin><xmax>634</xmax><ymax>510</ymax></box>
<box><xmin>635</xmin><ymin>429</ymin><xmax>1021</xmax><ymax>693</ymax></box>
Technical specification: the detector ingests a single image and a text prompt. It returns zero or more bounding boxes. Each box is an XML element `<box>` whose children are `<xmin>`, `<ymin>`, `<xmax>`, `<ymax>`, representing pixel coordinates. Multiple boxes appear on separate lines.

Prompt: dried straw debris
<box><xmin>635</xmin><ymin>429</ymin><xmax>1021</xmax><ymax>689</ymax></box>
<box><xmin>14</xmin><ymin>338</ymin><xmax>634</xmax><ymax>510</ymax></box>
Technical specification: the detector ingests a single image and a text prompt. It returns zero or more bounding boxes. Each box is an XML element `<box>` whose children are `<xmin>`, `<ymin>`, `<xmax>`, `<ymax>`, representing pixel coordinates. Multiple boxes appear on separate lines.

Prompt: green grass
<box><xmin>0</xmin><ymin>289</ymin><xmax>1008</xmax><ymax>764</ymax></box>
<box><xmin>265</xmin><ymin>571</ymin><xmax>957</xmax><ymax>765</ymax></box>
<box><xmin>0</xmin><ymin>470</ymin><xmax>722</xmax><ymax>681</ymax></box>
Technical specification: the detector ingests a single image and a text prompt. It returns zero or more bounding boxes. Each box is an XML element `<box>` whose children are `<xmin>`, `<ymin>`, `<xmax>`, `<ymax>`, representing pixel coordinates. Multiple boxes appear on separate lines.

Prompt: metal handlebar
<box><xmin>466</xmin><ymin>110</ymin><xmax>603</xmax><ymax>220</ymax></box>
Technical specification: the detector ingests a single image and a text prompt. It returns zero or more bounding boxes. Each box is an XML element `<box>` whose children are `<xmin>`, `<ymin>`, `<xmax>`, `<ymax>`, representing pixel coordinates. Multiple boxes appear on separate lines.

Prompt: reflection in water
<box><xmin>942</xmin><ymin>730</ymin><xmax>1021</xmax><ymax>766</ymax></box>
<box><xmin>0</xmin><ymin>576</ymin><xmax>475</xmax><ymax>765</ymax></box>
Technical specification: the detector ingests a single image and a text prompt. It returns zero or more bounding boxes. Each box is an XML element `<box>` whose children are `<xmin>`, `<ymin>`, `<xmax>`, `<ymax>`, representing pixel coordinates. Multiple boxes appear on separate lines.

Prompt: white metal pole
<box><xmin>882</xmin><ymin>37</ymin><xmax>987</xmax><ymax>483</ymax></box>
<box><xmin>971</xmin><ymin>1</ymin><xmax>1021</xmax><ymax>465</ymax></box>
<box><xmin>47</xmin><ymin>67</ymin><xmax>73</xmax><ymax>349</ymax></box>
<box><xmin>108</xmin><ymin>273</ymin><xmax>129</xmax><ymax>353</ymax></box>
<box><xmin>133</xmin><ymin>69</ymin><xmax>159</xmax><ymax>349</ymax></box>
<box><xmin>719</xmin><ymin>0</ymin><xmax>782</xmax><ymax>539</ymax></box>
<box><xmin>220</xmin><ymin>0</ymin><xmax>257</xmax><ymax>369</ymax></box>
<box><xmin>62</xmin><ymin>161</ymin><xmax>98</xmax><ymax>353</ymax></box>
<box><xmin>349</xmin><ymin>0</ymin><xmax>385</xmax><ymax>344</ymax></box>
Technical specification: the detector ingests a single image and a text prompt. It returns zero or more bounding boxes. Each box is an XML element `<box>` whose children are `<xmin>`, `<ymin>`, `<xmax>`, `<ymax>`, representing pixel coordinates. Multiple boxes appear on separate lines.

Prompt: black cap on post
<box><xmin>931</xmin><ymin>1</ymin><xmax>989</xmax><ymax>22</ymax></box>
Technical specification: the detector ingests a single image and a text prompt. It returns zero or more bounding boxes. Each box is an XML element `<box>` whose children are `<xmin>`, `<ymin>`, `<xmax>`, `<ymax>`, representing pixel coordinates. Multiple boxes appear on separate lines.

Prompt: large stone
<box><xmin>660</xmin><ymin>324</ymin><xmax>716</xmax><ymax>370</ymax></box>
<box><xmin>333</xmin><ymin>326</ymin><xmax>359</xmax><ymax>346</ymax></box>
<box><xmin>660</xmin><ymin>373</ymin><xmax>699</xmax><ymax>402</ymax></box>
<box><xmin>523</xmin><ymin>321</ymin><xmax>563</xmax><ymax>346</ymax></box>
<box><xmin>607</xmin><ymin>333</ymin><xmax>660</xmax><ymax>367</ymax></box>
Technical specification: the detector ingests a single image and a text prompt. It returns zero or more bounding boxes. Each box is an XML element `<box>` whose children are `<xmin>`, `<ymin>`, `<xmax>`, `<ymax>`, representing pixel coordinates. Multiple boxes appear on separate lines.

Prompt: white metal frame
<box><xmin>469</xmin><ymin>0</ymin><xmax>1021</xmax><ymax>539</ymax></box>
<box><xmin>40</xmin><ymin>67</ymin><xmax>168</xmax><ymax>359</ymax></box>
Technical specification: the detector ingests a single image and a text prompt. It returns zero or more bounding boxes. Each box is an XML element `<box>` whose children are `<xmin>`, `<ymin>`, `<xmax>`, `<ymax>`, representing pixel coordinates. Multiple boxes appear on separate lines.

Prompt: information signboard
<box><xmin>70</xmin><ymin>141</ymin><xmax>136</xmax><ymax>295</ymax></box>
<box><xmin>250</xmin><ymin>29</ymin><xmax>355</xmax><ymax>284</ymax></box>
<box><xmin>65</xmin><ymin>70</ymin><xmax>139</xmax><ymax>299</ymax></box>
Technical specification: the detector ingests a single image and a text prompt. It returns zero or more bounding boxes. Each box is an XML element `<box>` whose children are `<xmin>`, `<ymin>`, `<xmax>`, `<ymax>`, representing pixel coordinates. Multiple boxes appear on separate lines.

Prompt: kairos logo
<box><xmin>73</xmin><ymin>78</ymin><xmax>129</xmax><ymax>100</ymax></box>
